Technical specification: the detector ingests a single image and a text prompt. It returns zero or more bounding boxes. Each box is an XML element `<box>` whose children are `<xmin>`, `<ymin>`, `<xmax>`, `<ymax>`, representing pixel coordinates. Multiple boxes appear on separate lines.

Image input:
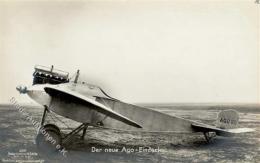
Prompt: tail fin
<box><xmin>216</xmin><ymin>109</ymin><xmax>239</xmax><ymax>129</ymax></box>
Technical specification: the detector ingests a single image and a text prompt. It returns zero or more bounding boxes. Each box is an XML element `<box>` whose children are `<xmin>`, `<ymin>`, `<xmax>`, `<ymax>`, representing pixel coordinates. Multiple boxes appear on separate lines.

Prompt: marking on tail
<box><xmin>216</xmin><ymin>109</ymin><xmax>239</xmax><ymax>129</ymax></box>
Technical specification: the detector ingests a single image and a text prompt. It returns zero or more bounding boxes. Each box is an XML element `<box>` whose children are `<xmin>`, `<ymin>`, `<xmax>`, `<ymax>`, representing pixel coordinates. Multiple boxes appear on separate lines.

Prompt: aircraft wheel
<box><xmin>41</xmin><ymin>124</ymin><xmax>61</xmax><ymax>134</ymax></box>
<box><xmin>36</xmin><ymin>125</ymin><xmax>62</xmax><ymax>155</ymax></box>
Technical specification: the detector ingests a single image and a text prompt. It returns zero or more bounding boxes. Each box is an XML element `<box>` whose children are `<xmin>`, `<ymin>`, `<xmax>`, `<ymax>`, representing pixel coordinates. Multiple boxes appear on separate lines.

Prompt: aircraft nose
<box><xmin>16</xmin><ymin>85</ymin><xmax>28</xmax><ymax>94</ymax></box>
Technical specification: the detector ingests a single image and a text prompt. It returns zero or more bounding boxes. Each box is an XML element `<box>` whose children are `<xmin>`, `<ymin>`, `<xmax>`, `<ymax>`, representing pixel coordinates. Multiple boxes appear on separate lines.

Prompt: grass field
<box><xmin>0</xmin><ymin>104</ymin><xmax>259</xmax><ymax>163</ymax></box>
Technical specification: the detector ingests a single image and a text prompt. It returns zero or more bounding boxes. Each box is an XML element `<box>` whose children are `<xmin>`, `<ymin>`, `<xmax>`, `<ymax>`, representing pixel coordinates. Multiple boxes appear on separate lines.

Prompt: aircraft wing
<box><xmin>191</xmin><ymin>123</ymin><xmax>255</xmax><ymax>137</ymax></box>
<box><xmin>44</xmin><ymin>85</ymin><xmax>142</xmax><ymax>128</ymax></box>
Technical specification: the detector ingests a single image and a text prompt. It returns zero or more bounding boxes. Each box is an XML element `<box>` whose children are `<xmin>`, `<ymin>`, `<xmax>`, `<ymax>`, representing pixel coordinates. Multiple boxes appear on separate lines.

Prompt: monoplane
<box><xmin>16</xmin><ymin>65</ymin><xmax>254</xmax><ymax>151</ymax></box>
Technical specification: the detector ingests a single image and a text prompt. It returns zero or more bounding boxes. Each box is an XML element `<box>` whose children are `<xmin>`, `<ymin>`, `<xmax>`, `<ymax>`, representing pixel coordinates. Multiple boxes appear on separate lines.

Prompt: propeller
<box><xmin>16</xmin><ymin>85</ymin><xmax>28</xmax><ymax>94</ymax></box>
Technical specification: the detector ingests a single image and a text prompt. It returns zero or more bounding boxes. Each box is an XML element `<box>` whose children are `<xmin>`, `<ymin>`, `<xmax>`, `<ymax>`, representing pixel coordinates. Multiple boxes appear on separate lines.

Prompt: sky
<box><xmin>0</xmin><ymin>0</ymin><xmax>259</xmax><ymax>104</ymax></box>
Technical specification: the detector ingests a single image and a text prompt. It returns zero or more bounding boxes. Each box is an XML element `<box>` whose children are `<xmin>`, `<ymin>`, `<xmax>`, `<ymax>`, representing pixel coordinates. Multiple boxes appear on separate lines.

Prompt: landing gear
<box><xmin>81</xmin><ymin>125</ymin><xmax>88</xmax><ymax>140</ymax></box>
<box><xmin>62</xmin><ymin>123</ymin><xmax>89</xmax><ymax>144</ymax></box>
<box><xmin>35</xmin><ymin>106</ymin><xmax>89</xmax><ymax>154</ymax></box>
<box><xmin>36</xmin><ymin>124</ymin><xmax>62</xmax><ymax>154</ymax></box>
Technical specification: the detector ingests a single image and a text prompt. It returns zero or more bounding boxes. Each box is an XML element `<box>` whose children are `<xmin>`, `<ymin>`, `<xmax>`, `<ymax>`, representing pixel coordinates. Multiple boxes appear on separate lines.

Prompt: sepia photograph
<box><xmin>0</xmin><ymin>0</ymin><xmax>259</xmax><ymax>162</ymax></box>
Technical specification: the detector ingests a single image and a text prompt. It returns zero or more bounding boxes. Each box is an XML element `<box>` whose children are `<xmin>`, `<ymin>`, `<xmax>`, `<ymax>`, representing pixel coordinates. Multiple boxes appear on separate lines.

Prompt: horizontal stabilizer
<box><xmin>226</xmin><ymin>128</ymin><xmax>255</xmax><ymax>134</ymax></box>
<box><xmin>191</xmin><ymin>123</ymin><xmax>254</xmax><ymax>137</ymax></box>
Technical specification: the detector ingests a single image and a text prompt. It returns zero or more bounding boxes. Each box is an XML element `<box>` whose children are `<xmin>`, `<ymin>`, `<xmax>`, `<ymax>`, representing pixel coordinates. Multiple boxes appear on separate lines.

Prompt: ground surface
<box><xmin>0</xmin><ymin>104</ymin><xmax>259</xmax><ymax>163</ymax></box>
